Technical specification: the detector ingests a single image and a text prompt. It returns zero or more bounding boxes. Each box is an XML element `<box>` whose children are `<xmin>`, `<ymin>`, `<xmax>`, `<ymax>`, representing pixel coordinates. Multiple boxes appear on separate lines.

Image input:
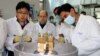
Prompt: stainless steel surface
<box><xmin>14</xmin><ymin>41</ymin><xmax>78</xmax><ymax>56</ymax></box>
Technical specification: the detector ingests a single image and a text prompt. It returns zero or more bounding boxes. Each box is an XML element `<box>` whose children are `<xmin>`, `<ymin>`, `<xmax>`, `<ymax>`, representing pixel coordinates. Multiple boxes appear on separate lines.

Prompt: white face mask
<box><xmin>64</xmin><ymin>15</ymin><xmax>75</xmax><ymax>25</ymax></box>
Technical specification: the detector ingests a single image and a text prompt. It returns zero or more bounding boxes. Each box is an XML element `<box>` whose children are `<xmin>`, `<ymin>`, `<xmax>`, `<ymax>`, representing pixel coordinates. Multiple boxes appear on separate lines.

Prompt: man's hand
<box><xmin>13</xmin><ymin>35</ymin><xmax>20</xmax><ymax>43</ymax></box>
<box><xmin>23</xmin><ymin>36</ymin><xmax>32</xmax><ymax>42</ymax></box>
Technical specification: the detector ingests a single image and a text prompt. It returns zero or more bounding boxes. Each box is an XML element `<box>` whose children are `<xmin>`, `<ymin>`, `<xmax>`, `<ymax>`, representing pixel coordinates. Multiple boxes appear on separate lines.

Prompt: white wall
<box><xmin>0</xmin><ymin>0</ymin><xmax>20</xmax><ymax>19</ymax></box>
<box><xmin>0</xmin><ymin>0</ymin><xmax>40</xmax><ymax>19</ymax></box>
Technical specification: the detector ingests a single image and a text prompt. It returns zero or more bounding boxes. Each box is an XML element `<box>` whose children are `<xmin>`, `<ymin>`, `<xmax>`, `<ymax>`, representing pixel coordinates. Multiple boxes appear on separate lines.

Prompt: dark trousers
<box><xmin>7</xmin><ymin>49</ymin><xmax>14</xmax><ymax>56</ymax></box>
<box><xmin>2</xmin><ymin>47</ymin><xmax>14</xmax><ymax>56</ymax></box>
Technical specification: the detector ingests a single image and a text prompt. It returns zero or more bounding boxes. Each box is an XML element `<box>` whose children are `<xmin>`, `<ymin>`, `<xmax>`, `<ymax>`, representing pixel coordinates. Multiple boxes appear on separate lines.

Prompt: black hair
<box><xmin>49</xmin><ymin>16</ymin><xmax>54</xmax><ymax>20</ymax></box>
<box><xmin>81</xmin><ymin>11</ymin><xmax>86</xmax><ymax>15</ymax></box>
<box><xmin>53</xmin><ymin>6</ymin><xmax>60</xmax><ymax>15</ymax></box>
<box><xmin>16</xmin><ymin>1</ymin><xmax>30</xmax><ymax>11</ymax></box>
<box><xmin>57</xmin><ymin>3</ymin><xmax>74</xmax><ymax>15</ymax></box>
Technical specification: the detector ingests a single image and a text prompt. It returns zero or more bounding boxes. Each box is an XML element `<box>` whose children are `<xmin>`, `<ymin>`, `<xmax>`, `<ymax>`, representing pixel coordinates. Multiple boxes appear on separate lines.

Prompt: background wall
<box><xmin>0</xmin><ymin>0</ymin><xmax>40</xmax><ymax>19</ymax></box>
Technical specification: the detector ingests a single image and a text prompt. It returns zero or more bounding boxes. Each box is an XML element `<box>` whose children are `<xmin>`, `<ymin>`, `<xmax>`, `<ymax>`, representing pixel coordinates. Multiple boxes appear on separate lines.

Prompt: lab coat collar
<box><xmin>38</xmin><ymin>21</ymin><xmax>48</xmax><ymax>29</ymax></box>
<box><xmin>75</xmin><ymin>14</ymin><xmax>83</xmax><ymax>26</ymax></box>
<box><xmin>13</xmin><ymin>16</ymin><xmax>31</xmax><ymax>35</ymax></box>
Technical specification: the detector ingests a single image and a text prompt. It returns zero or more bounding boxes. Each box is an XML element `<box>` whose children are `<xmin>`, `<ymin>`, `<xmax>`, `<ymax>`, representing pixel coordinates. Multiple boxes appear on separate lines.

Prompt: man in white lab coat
<box><xmin>33</xmin><ymin>10</ymin><xmax>56</xmax><ymax>41</ymax></box>
<box><xmin>57</xmin><ymin>3</ymin><xmax>100</xmax><ymax>56</ymax></box>
<box><xmin>5</xmin><ymin>1</ymin><xmax>34</xmax><ymax>56</ymax></box>
<box><xmin>54</xmin><ymin>6</ymin><xmax>74</xmax><ymax>43</ymax></box>
<box><xmin>0</xmin><ymin>18</ymin><xmax>7</xmax><ymax>56</ymax></box>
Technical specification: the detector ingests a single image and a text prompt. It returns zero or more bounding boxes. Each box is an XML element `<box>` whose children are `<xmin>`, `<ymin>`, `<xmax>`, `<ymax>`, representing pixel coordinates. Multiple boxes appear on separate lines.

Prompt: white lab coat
<box><xmin>71</xmin><ymin>14</ymin><xmax>100</xmax><ymax>56</ymax></box>
<box><xmin>33</xmin><ymin>22</ymin><xmax>57</xmax><ymax>41</ymax></box>
<box><xmin>56</xmin><ymin>23</ymin><xmax>74</xmax><ymax>43</ymax></box>
<box><xmin>5</xmin><ymin>17</ymin><xmax>34</xmax><ymax>51</ymax></box>
<box><xmin>0</xmin><ymin>18</ymin><xmax>7</xmax><ymax>56</ymax></box>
